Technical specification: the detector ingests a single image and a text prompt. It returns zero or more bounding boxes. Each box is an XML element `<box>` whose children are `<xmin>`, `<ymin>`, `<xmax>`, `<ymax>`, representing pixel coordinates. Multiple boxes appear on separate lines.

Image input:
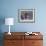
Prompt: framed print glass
<box><xmin>18</xmin><ymin>9</ymin><xmax>35</xmax><ymax>23</ymax></box>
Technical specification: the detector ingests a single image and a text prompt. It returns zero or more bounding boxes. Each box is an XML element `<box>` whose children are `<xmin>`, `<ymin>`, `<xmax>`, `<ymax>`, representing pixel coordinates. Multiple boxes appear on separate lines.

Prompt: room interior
<box><xmin>0</xmin><ymin>0</ymin><xmax>46</xmax><ymax>46</ymax></box>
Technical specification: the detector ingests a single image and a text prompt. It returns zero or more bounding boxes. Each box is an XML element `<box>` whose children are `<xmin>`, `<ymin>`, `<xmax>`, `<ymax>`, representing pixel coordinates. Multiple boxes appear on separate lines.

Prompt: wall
<box><xmin>0</xmin><ymin>0</ymin><xmax>46</xmax><ymax>46</ymax></box>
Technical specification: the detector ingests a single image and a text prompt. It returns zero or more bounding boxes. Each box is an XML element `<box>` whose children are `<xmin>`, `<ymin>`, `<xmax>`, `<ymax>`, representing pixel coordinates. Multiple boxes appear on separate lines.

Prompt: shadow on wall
<box><xmin>0</xmin><ymin>16</ymin><xmax>5</xmax><ymax>32</ymax></box>
<box><xmin>0</xmin><ymin>33</ymin><xmax>4</xmax><ymax>46</ymax></box>
<box><xmin>0</xmin><ymin>16</ymin><xmax>5</xmax><ymax>46</ymax></box>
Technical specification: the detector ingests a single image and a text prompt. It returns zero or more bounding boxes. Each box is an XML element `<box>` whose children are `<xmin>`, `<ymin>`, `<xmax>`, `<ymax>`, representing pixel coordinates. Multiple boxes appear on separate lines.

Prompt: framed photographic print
<box><xmin>18</xmin><ymin>9</ymin><xmax>35</xmax><ymax>23</ymax></box>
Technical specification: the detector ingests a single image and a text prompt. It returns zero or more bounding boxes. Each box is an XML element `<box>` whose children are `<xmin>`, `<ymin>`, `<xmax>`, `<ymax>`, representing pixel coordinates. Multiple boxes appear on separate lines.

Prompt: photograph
<box><xmin>18</xmin><ymin>9</ymin><xmax>35</xmax><ymax>23</ymax></box>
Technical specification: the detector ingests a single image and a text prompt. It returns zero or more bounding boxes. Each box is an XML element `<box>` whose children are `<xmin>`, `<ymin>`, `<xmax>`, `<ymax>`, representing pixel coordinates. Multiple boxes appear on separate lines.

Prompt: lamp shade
<box><xmin>5</xmin><ymin>18</ymin><xmax>14</xmax><ymax>25</ymax></box>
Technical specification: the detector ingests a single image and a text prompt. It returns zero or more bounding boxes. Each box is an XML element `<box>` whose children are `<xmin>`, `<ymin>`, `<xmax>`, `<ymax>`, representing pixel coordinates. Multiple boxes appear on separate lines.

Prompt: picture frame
<box><xmin>18</xmin><ymin>9</ymin><xmax>35</xmax><ymax>23</ymax></box>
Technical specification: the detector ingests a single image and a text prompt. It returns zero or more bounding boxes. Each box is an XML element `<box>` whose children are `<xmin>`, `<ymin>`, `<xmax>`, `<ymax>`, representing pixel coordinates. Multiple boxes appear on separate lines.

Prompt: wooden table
<box><xmin>4</xmin><ymin>32</ymin><xmax>43</xmax><ymax>46</ymax></box>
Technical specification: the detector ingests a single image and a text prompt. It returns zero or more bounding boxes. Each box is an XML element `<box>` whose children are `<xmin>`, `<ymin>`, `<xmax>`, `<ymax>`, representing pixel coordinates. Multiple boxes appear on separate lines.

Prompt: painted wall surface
<box><xmin>0</xmin><ymin>0</ymin><xmax>46</xmax><ymax>32</ymax></box>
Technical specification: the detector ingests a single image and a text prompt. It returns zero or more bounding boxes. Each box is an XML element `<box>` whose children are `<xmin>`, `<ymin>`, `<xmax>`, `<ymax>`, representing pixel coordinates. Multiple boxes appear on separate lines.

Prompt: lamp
<box><xmin>5</xmin><ymin>18</ymin><xmax>14</xmax><ymax>35</ymax></box>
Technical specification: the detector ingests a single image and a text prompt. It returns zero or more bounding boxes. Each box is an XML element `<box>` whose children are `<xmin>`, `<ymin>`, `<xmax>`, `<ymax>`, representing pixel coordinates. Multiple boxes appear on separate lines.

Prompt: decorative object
<box><xmin>5</xmin><ymin>18</ymin><xmax>14</xmax><ymax>35</ymax></box>
<box><xmin>25</xmin><ymin>32</ymin><xmax>38</xmax><ymax>35</ymax></box>
<box><xmin>18</xmin><ymin>9</ymin><xmax>35</xmax><ymax>23</ymax></box>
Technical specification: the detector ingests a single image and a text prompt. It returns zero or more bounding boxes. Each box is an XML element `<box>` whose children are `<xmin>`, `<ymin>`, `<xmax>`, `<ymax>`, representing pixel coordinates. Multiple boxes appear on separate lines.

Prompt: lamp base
<box><xmin>8</xmin><ymin>32</ymin><xmax>11</xmax><ymax>35</ymax></box>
